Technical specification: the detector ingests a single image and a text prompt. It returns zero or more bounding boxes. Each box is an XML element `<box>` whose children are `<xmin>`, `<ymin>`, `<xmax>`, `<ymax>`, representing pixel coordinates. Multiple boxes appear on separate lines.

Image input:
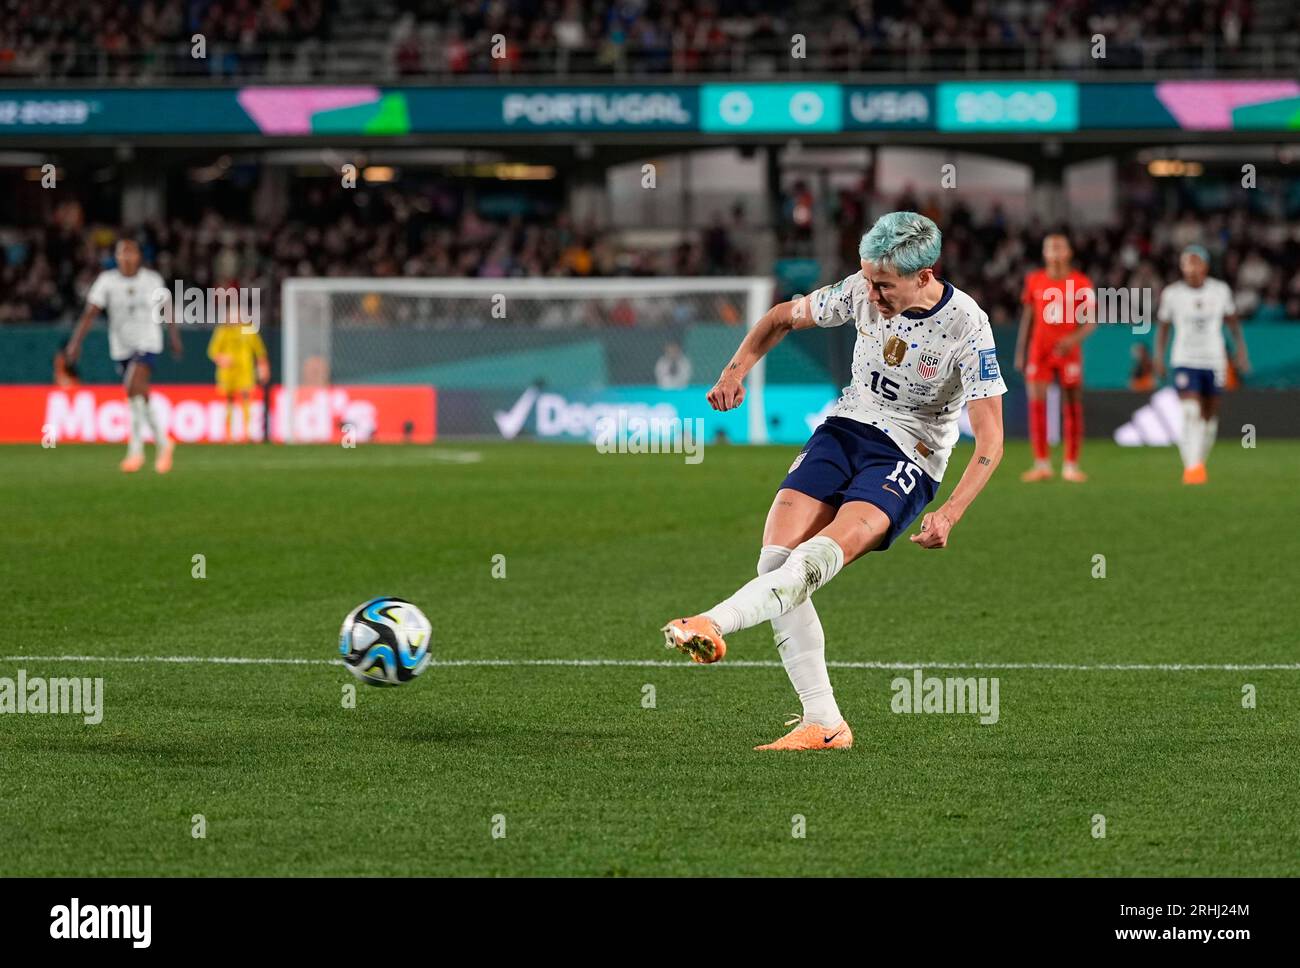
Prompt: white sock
<box><xmin>758</xmin><ymin>546</ymin><xmax>842</xmax><ymax>727</ymax></box>
<box><xmin>704</xmin><ymin>535</ymin><xmax>845</xmax><ymax>636</ymax></box>
<box><xmin>1200</xmin><ymin>415</ymin><xmax>1218</xmax><ymax>466</ymax></box>
<box><xmin>1178</xmin><ymin>398</ymin><xmax>1202</xmax><ymax>469</ymax></box>
<box><xmin>134</xmin><ymin>394</ymin><xmax>165</xmax><ymax>448</ymax></box>
<box><xmin>127</xmin><ymin>396</ymin><xmax>146</xmax><ymax>457</ymax></box>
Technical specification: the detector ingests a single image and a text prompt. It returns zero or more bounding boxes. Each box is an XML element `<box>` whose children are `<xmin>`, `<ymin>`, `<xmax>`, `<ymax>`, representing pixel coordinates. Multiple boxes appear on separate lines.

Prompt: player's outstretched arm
<box><xmin>911</xmin><ymin>395</ymin><xmax>1004</xmax><ymax>549</ymax></box>
<box><xmin>164</xmin><ymin>292</ymin><xmax>183</xmax><ymax>360</ymax></box>
<box><xmin>1153</xmin><ymin>320</ymin><xmax>1171</xmax><ymax>380</ymax></box>
<box><xmin>1226</xmin><ymin>313</ymin><xmax>1250</xmax><ymax>374</ymax></box>
<box><xmin>254</xmin><ymin>334</ymin><xmax>272</xmax><ymax>384</ymax></box>
<box><xmin>707</xmin><ymin>296</ymin><xmax>812</xmax><ymax>411</ymax></box>
<box><xmin>208</xmin><ymin>327</ymin><xmax>232</xmax><ymax>369</ymax></box>
<box><xmin>65</xmin><ymin>302</ymin><xmax>104</xmax><ymax>366</ymax></box>
<box><xmin>1013</xmin><ymin>304</ymin><xmax>1033</xmax><ymax>372</ymax></box>
<box><xmin>1059</xmin><ymin>286</ymin><xmax>1099</xmax><ymax>353</ymax></box>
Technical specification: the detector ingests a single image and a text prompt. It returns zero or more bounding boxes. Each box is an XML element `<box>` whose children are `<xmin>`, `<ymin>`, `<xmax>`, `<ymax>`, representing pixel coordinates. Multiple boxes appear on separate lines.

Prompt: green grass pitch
<box><xmin>2</xmin><ymin>438</ymin><xmax>1298</xmax><ymax>876</ymax></box>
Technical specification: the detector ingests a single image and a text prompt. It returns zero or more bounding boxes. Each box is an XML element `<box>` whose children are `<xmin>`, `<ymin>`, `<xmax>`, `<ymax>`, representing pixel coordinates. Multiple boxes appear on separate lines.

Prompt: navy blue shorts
<box><xmin>780</xmin><ymin>417</ymin><xmax>940</xmax><ymax>551</ymax></box>
<box><xmin>114</xmin><ymin>352</ymin><xmax>159</xmax><ymax>379</ymax></box>
<box><xmin>1172</xmin><ymin>366</ymin><xmax>1221</xmax><ymax>397</ymax></box>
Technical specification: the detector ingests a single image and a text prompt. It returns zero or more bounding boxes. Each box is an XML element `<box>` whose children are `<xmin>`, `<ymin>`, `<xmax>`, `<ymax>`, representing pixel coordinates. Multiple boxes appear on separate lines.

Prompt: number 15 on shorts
<box><xmin>885</xmin><ymin>460</ymin><xmax>922</xmax><ymax>495</ymax></box>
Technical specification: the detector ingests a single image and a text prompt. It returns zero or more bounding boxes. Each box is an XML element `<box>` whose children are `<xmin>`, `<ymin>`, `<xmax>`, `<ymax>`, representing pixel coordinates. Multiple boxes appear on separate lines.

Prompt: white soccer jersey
<box><xmin>808</xmin><ymin>273</ymin><xmax>1007</xmax><ymax>481</ymax></box>
<box><xmin>1157</xmin><ymin>278</ymin><xmax>1236</xmax><ymax>372</ymax></box>
<box><xmin>85</xmin><ymin>267</ymin><xmax>168</xmax><ymax>361</ymax></box>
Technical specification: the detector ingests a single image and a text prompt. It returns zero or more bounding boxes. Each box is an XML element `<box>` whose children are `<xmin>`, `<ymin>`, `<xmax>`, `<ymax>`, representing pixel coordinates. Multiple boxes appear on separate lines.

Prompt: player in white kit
<box><xmin>66</xmin><ymin>239</ymin><xmax>182</xmax><ymax>473</ymax></box>
<box><xmin>1154</xmin><ymin>245</ymin><xmax>1250</xmax><ymax>485</ymax></box>
<box><xmin>660</xmin><ymin>212</ymin><xmax>1007</xmax><ymax>750</ymax></box>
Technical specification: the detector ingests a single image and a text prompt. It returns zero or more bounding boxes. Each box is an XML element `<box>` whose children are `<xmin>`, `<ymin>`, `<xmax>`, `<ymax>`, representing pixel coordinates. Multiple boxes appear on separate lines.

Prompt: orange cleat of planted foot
<box><xmin>119</xmin><ymin>453</ymin><xmax>144</xmax><ymax>473</ymax></box>
<box><xmin>1061</xmin><ymin>465</ymin><xmax>1088</xmax><ymax>483</ymax></box>
<box><xmin>755</xmin><ymin>716</ymin><xmax>853</xmax><ymax>751</ymax></box>
<box><xmin>1182</xmin><ymin>464</ymin><xmax>1207</xmax><ymax>485</ymax></box>
<box><xmin>1020</xmin><ymin>465</ymin><xmax>1054</xmax><ymax>482</ymax></box>
<box><xmin>154</xmin><ymin>439</ymin><xmax>174</xmax><ymax>474</ymax></box>
<box><xmin>661</xmin><ymin>615</ymin><xmax>727</xmax><ymax>664</ymax></box>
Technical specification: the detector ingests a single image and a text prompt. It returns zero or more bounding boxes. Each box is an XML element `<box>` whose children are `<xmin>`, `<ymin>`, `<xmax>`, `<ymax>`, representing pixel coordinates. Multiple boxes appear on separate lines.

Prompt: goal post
<box><xmin>280</xmin><ymin>276</ymin><xmax>775</xmax><ymax>444</ymax></box>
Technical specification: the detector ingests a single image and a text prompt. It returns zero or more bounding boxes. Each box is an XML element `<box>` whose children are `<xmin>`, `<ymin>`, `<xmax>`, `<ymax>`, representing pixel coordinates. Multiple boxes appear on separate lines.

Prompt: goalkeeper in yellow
<box><xmin>208</xmin><ymin>303</ymin><xmax>270</xmax><ymax>442</ymax></box>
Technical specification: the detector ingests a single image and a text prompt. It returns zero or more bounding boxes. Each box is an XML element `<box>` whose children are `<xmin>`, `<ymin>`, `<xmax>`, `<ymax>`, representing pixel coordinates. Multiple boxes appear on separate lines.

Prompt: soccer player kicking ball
<box><xmin>1153</xmin><ymin>245</ymin><xmax>1249</xmax><ymax>485</ymax></box>
<box><xmin>661</xmin><ymin>212</ymin><xmax>1006</xmax><ymax>750</ymax></box>
<box><xmin>1014</xmin><ymin>234</ymin><xmax>1096</xmax><ymax>482</ymax></box>
<box><xmin>66</xmin><ymin>239</ymin><xmax>181</xmax><ymax>473</ymax></box>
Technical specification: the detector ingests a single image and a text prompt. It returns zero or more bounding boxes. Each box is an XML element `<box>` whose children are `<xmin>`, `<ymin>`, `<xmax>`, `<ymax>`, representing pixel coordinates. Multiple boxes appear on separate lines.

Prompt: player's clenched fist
<box><xmin>707</xmin><ymin>375</ymin><xmax>745</xmax><ymax>411</ymax></box>
<box><xmin>910</xmin><ymin>510</ymin><xmax>954</xmax><ymax>549</ymax></box>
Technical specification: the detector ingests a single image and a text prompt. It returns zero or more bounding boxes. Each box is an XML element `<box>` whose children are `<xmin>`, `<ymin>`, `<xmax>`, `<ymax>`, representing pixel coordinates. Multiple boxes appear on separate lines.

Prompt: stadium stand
<box><xmin>2</xmin><ymin>0</ymin><xmax>1297</xmax><ymax>79</ymax></box>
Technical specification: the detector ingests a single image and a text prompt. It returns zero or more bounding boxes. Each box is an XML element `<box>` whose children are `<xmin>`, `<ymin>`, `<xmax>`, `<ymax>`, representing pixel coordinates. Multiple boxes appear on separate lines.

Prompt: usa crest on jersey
<box><xmin>916</xmin><ymin>350</ymin><xmax>942</xmax><ymax>380</ymax></box>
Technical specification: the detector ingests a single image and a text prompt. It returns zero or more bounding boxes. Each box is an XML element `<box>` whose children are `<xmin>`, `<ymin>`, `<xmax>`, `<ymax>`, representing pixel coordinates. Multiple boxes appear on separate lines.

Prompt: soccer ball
<box><xmin>338</xmin><ymin>597</ymin><xmax>433</xmax><ymax>686</ymax></box>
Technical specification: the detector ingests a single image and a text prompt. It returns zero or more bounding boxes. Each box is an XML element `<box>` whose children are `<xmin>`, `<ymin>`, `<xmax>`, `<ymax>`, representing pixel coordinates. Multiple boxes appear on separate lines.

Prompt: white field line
<box><xmin>240</xmin><ymin>449</ymin><xmax>483</xmax><ymax>470</ymax></box>
<box><xmin>1</xmin><ymin>655</ymin><xmax>1297</xmax><ymax>672</ymax></box>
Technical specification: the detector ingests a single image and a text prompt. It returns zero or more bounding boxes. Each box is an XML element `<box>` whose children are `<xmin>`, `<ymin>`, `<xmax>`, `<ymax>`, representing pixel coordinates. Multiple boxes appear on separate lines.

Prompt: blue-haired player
<box><xmin>661</xmin><ymin>212</ymin><xmax>1006</xmax><ymax>750</ymax></box>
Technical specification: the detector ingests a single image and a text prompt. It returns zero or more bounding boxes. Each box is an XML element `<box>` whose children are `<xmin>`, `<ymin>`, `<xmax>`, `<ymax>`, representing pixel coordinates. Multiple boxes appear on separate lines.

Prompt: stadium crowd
<box><xmin>0</xmin><ymin>0</ymin><xmax>327</xmax><ymax>77</ymax></box>
<box><xmin>0</xmin><ymin>0</ymin><xmax>1278</xmax><ymax>78</ymax></box>
<box><xmin>393</xmin><ymin>0</ymin><xmax>1265</xmax><ymax>74</ymax></box>
<box><xmin>3</xmin><ymin>184</ymin><xmax>1298</xmax><ymax>327</ymax></box>
<box><xmin>0</xmin><ymin>189</ymin><xmax>747</xmax><ymax>325</ymax></box>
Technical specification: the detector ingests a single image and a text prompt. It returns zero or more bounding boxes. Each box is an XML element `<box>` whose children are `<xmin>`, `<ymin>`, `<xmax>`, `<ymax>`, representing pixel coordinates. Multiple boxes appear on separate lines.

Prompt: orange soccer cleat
<box><xmin>1061</xmin><ymin>465</ymin><xmax>1088</xmax><ymax>483</ymax></box>
<box><xmin>755</xmin><ymin>716</ymin><xmax>854</xmax><ymax>751</ymax></box>
<box><xmin>1020</xmin><ymin>465</ymin><xmax>1054</xmax><ymax>482</ymax></box>
<box><xmin>154</xmin><ymin>439</ymin><xmax>174</xmax><ymax>474</ymax></box>
<box><xmin>119</xmin><ymin>453</ymin><xmax>144</xmax><ymax>473</ymax></box>
<box><xmin>1182</xmin><ymin>463</ymin><xmax>1207</xmax><ymax>485</ymax></box>
<box><xmin>661</xmin><ymin>615</ymin><xmax>727</xmax><ymax>664</ymax></box>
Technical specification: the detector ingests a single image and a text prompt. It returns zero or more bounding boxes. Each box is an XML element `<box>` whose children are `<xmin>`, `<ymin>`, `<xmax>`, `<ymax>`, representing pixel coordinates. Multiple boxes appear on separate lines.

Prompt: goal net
<box><xmin>280</xmin><ymin>277</ymin><xmax>778</xmax><ymax>445</ymax></box>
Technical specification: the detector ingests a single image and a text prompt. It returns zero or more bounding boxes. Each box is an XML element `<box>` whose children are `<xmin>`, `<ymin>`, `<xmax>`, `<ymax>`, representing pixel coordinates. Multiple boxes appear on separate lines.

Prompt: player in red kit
<box><xmin>1014</xmin><ymin>234</ymin><xmax>1096</xmax><ymax>482</ymax></box>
